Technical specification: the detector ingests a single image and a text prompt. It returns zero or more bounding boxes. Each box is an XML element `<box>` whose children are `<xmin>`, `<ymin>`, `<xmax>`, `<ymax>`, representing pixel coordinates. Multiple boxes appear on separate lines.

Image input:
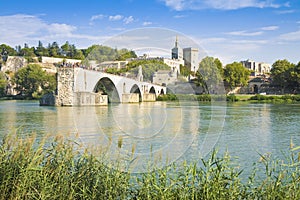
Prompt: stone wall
<box><xmin>122</xmin><ymin>93</ymin><xmax>139</xmax><ymax>103</ymax></box>
<box><xmin>143</xmin><ymin>93</ymin><xmax>156</xmax><ymax>102</ymax></box>
<box><xmin>73</xmin><ymin>92</ymin><xmax>108</xmax><ymax>106</ymax></box>
<box><xmin>0</xmin><ymin>56</ymin><xmax>27</xmax><ymax>72</ymax></box>
<box><xmin>56</xmin><ymin>68</ymin><xmax>75</xmax><ymax>106</ymax></box>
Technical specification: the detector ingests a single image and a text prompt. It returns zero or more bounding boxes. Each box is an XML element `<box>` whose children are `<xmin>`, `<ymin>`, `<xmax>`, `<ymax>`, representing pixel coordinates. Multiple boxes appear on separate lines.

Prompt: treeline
<box><xmin>106</xmin><ymin>59</ymin><xmax>170</xmax><ymax>81</ymax></box>
<box><xmin>0</xmin><ymin>42</ymin><xmax>137</xmax><ymax>61</ymax></box>
<box><xmin>195</xmin><ymin>57</ymin><xmax>300</xmax><ymax>94</ymax></box>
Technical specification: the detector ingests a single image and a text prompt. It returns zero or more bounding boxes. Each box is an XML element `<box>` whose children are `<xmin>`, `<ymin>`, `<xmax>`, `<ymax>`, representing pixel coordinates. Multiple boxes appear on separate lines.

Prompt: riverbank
<box><xmin>0</xmin><ymin>133</ymin><xmax>299</xmax><ymax>199</ymax></box>
<box><xmin>157</xmin><ymin>93</ymin><xmax>300</xmax><ymax>103</ymax></box>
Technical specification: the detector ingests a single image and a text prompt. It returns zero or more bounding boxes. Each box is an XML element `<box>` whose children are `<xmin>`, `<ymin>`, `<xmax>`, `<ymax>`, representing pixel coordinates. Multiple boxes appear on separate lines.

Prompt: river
<box><xmin>0</xmin><ymin>100</ymin><xmax>299</xmax><ymax>173</ymax></box>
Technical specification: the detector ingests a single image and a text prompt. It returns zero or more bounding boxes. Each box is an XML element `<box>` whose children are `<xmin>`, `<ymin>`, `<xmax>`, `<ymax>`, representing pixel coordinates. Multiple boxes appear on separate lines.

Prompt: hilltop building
<box><xmin>241</xmin><ymin>59</ymin><xmax>271</xmax><ymax>76</ymax></box>
<box><xmin>171</xmin><ymin>36</ymin><xmax>199</xmax><ymax>73</ymax></box>
<box><xmin>171</xmin><ymin>36</ymin><xmax>183</xmax><ymax>60</ymax></box>
<box><xmin>183</xmin><ymin>47</ymin><xmax>199</xmax><ymax>73</ymax></box>
<box><xmin>151</xmin><ymin>36</ymin><xmax>199</xmax><ymax>86</ymax></box>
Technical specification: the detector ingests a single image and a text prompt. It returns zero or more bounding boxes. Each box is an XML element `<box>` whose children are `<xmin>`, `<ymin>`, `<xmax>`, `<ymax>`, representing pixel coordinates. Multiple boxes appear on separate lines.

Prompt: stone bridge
<box><xmin>41</xmin><ymin>67</ymin><xmax>166</xmax><ymax>106</ymax></box>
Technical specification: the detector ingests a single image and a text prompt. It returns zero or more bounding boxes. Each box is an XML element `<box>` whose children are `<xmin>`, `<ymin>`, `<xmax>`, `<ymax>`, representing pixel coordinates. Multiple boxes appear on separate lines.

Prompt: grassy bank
<box><xmin>157</xmin><ymin>93</ymin><xmax>300</xmax><ymax>103</ymax></box>
<box><xmin>0</xmin><ymin>134</ymin><xmax>300</xmax><ymax>199</ymax></box>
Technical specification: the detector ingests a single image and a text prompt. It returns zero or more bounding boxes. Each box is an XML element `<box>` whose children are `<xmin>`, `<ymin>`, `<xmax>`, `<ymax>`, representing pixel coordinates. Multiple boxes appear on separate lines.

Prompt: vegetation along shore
<box><xmin>0</xmin><ymin>133</ymin><xmax>299</xmax><ymax>200</ymax></box>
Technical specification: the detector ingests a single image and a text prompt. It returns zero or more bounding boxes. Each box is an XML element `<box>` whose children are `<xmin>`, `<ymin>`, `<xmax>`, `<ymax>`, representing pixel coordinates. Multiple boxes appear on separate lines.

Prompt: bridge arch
<box><xmin>94</xmin><ymin>77</ymin><xmax>120</xmax><ymax>103</ymax></box>
<box><xmin>130</xmin><ymin>84</ymin><xmax>142</xmax><ymax>102</ymax></box>
<box><xmin>160</xmin><ymin>88</ymin><xmax>165</xmax><ymax>95</ymax></box>
<box><xmin>149</xmin><ymin>86</ymin><xmax>156</xmax><ymax>94</ymax></box>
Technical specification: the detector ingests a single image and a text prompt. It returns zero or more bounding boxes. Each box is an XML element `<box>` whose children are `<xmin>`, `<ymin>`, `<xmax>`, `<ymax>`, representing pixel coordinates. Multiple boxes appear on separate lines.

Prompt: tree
<box><xmin>180</xmin><ymin>64</ymin><xmax>191</xmax><ymax>77</ymax></box>
<box><xmin>224</xmin><ymin>62</ymin><xmax>250</xmax><ymax>89</ymax></box>
<box><xmin>0</xmin><ymin>72</ymin><xmax>7</xmax><ymax>96</ymax></box>
<box><xmin>116</xmin><ymin>49</ymin><xmax>137</xmax><ymax>60</ymax></box>
<box><xmin>13</xmin><ymin>64</ymin><xmax>56</xmax><ymax>98</ymax></box>
<box><xmin>127</xmin><ymin>60</ymin><xmax>170</xmax><ymax>81</ymax></box>
<box><xmin>48</xmin><ymin>42</ymin><xmax>60</xmax><ymax>57</ymax></box>
<box><xmin>0</xmin><ymin>44</ymin><xmax>17</xmax><ymax>56</ymax></box>
<box><xmin>292</xmin><ymin>62</ymin><xmax>300</xmax><ymax>88</ymax></box>
<box><xmin>35</xmin><ymin>41</ymin><xmax>48</xmax><ymax>57</ymax></box>
<box><xmin>270</xmin><ymin>59</ymin><xmax>295</xmax><ymax>93</ymax></box>
<box><xmin>196</xmin><ymin>56</ymin><xmax>224</xmax><ymax>93</ymax></box>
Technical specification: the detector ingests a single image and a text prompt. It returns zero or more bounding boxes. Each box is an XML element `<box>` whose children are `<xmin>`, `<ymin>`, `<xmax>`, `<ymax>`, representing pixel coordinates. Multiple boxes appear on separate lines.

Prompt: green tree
<box><xmin>180</xmin><ymin>64</ymin><xmax>191</xmax><ymax>77</ymax></box>
<box><xmin>127</xmin><ymin>60</ymin><xmax>170</xmax><ymax>81</ymax></box>
<box><xmin>48</xmin><ymin>42</ymin><xmax>60</xmax><ymax>57</ymax></box>
<box><xmin>270</xmin><ymin>59</ymin><xmax>295</xmax><ymax>93</ymax></box>
<box><xmin>116</xmin><ymin>49</ymin><xmax>137</xmax><ymax>60</ymax></box>
<box><xmin>224</xmin><ymin>62</ymin><xmax>250</xmax><ymax>89</ymax></box>
<box><xmin>35</xmin><ymin>41</ymin><xmax>48</xmax><ymax>57</ymax></box>
<box><xmin>13</xmin><ymin>64</ymin><xmax>56</xmax><ymax>98</ymax></box>
<box><xmin>292</xmin><ymin>62</ymin><xmax>300</xmax><ymax>88</ymax></box>
<box><xmin>0</xmin><ymin>72</ymin><xmax>7</xmax><ymax>96</ymax></box>
<box><xmin>0</xmin><ymin>44</ymin><xmax>17</xmax><ymax>56</ymax></box>
<box><xmin>196</xmin><ymin>56</ymin><xmax>224</xmax><ymax>93</ymax></box>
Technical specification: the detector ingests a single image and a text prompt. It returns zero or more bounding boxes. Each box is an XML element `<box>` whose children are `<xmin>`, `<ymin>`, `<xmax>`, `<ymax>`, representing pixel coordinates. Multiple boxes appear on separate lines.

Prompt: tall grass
<box><xmin>0</xmin><ymin>133</ymin><xmax>299</xmax><ymax>199</ymax></box>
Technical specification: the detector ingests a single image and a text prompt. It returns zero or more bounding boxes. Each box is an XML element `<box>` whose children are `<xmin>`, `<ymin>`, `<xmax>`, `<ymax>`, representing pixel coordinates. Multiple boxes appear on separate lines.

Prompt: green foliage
<box><xmin>249</xmin><ymin>94</ymin><xmax>300</xmax><ymax>102</ymax></box>
<box><xmin>180</xmin><ymin>64</ymin><xmax>191</xmax><ymax>77</ymax></box>
<box><xmin>224</xmin><ymin>62</ymin><xmax>250</xmax><ymax>89</ymax></box>
<box><xmin>1</xmin><ymin>42</ymin><xmax>136</xmax><ymax>62</ymax></box>
<box><xmin>271</xmin><ymin>59</ymin><xmax>295</xmax><ymax>93</ymax></box>
<box><xmin>127</xmin><ymin>59</ymin><xmax>170</xmax><ymax>81</ymax></box>
<box><xmin>13</xmin><ymin>64</ymin><xmax>56</xmax><ymax>99</ymax></box>
<box><xmin>0</xmin><ymin>44</ymin><xmax>17</xmax><ymax>58</ymax></box>
<box><xmin>227</xmin><ymin>94</ymin><xmax>238</xmax><ymax>102</ymax></box>
<box><xmin>157</xmin><ymin>94</ymin><xmax>228</xmax><ymax>102</ymax></box>
<box><xmin>196</xmin><ymin>56</ymin><xmax>224</xmax><ymax>93</ymax></box>
<box><xmin>0</xmin><ymin>72</ymin><xmax>7</xmax><ymax>96</ymax></box>
<box><xmin>116</xmin><ymin>48</ymin><xmax>137</xmax><ymax>60</ymax></box>
<box><xmin>1</xmin><ymin>133</ymin><xmax>300</xmax><ymax>199</ymax></box>
<box><xmin>0</xmin><ymin>134</ymin><xmax>130</xmax><ymax>200</ymax></box>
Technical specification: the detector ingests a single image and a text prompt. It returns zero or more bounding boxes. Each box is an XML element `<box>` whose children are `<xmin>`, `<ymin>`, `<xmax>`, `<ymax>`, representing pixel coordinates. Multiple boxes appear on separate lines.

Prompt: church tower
<box><xmin>171</xmin><ymin>36</ymin><xmax>183</xmax><ymax>60</ymax></box>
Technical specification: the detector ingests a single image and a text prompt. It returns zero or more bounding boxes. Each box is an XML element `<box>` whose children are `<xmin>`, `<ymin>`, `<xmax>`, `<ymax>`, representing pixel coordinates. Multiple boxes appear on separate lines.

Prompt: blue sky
<box><xmin>0</xmin><ymin>0</ymin><xmax>299</xmax><ymax>64</ymax></box>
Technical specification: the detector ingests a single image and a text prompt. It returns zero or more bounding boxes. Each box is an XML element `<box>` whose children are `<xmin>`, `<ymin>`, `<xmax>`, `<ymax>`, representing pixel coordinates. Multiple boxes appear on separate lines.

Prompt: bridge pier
<box><xmin>122</xmin><ymin>93</ymin><xmax>139</xmax><ymax>103</ymax></box>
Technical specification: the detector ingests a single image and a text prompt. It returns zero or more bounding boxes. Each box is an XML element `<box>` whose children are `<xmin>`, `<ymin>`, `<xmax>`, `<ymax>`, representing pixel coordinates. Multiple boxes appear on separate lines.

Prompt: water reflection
<box><xmin>0</xmin><ymin>100</ymin><xmax>299</xmax><ymax>173</ymax></box>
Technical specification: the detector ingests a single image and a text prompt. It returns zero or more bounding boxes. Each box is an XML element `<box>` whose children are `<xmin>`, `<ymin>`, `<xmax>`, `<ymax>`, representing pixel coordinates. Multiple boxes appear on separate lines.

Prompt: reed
<box><xmin>0</xmin><ymin>133</ymin><xmax>299</xmax><ymax>199</ymax></box>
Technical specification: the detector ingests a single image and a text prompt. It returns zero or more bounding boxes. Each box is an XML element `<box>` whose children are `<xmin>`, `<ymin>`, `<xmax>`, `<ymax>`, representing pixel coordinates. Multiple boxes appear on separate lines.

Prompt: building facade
<box><xmin>171</xmin><ymin>36</ymin><xmax>199</xmax><ymax>73</ymax></box>
<box><xmin>241</xmin><ymin>59</ymin><xmax>271</xmax><ymax>76</ymax></box>
<box><xmin>183</xmin><ymin>47</ymin><xmax>199</xmax><ymax>73</ymax></box>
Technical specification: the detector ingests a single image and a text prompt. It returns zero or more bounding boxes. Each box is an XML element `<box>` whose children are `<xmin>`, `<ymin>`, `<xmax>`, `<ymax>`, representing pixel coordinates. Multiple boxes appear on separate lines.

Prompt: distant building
<box><xmin>183</xmin><ymin>47</ymin><xmax>199</xmax><ymax>73</ymax></box>
<box><xmin>171</xmin><ymin>36</ymin><xmax>183</xmax><ymax>60</ymax></box>
<box><xmin>162</xmin><ymin>58</ymin><xmax>184</xmax><ymax>74</ymax></box>
<box><xmin>152</xmin><ymin>70</ymin><xmax>177</xmax><ymax>86</ymax></box>
<box><xmin>241</xmin><ymin>59</ymin><xmax>271</xmax><ymax>76</ymax></box>
<box><xmin>171</xmin><ymin>36</ymin><xmax>199</xmax><ymax>73</ymax></box>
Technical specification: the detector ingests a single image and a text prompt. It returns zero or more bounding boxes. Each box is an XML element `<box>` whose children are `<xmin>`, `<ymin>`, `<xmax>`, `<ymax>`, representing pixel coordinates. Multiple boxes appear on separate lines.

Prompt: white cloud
<box><xmin>47</xmin><ymin>23</ymin><xmax>77</xmax><ymax>35</ymax></box>
<box><xmin>90</xmin><ymin>14</ymin><xmax>105</xmax><ymax>21</ymax></box>
<box><xmin>226</xmin><ymin>30</ymin><xmax>263</xmax><ymax>36</ymax></box>
<box><xmin>261</xmin><ymin>26</ymin><xmax>279</xmax><ymax>31</ymax></box>
<box><xmin>275</xmin><ymin>10</ymin><xmax>295</xmax><ymax>14</ymax></box>
<box><xmin>143</xmin><ymin>21</ymin><xmax>153</xmax><ymax>26</ymax></box>
<box><xmin>0</xmin><ymin>14</ymin><xmax>108</xmax><ymax>48</ymax></box>
<box><xmin>173</xmin><ymin>15</ymin><xmax>187</xmax><ymax>18</ymax></box>
<box><xmin>161</xmin><ymin>0</ymin><xmax>282</xmax><ymax>10</ymax></box>
<box><xmin>279</xmin><ymin>30</ymin><xmax>300</xmax><ymax>41</ymax></box>
<box><xmin>163</xmin><ymin>0</ymin><xmax>185</xmax><ymax>11</ymax></box>
<box><xmin>204</xmin><ymin>0</ymin><xmax>280</xmax><ymax>10</ymax></box>
<box><xmin>109</xmin><ymin>15</ymin><xmax>123</xmax><ymax>21</ymax></box>
<box><xmin>124</xmin><ymin>16</ymin><xmax>134</xmax><ymax>24</ymax></box>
